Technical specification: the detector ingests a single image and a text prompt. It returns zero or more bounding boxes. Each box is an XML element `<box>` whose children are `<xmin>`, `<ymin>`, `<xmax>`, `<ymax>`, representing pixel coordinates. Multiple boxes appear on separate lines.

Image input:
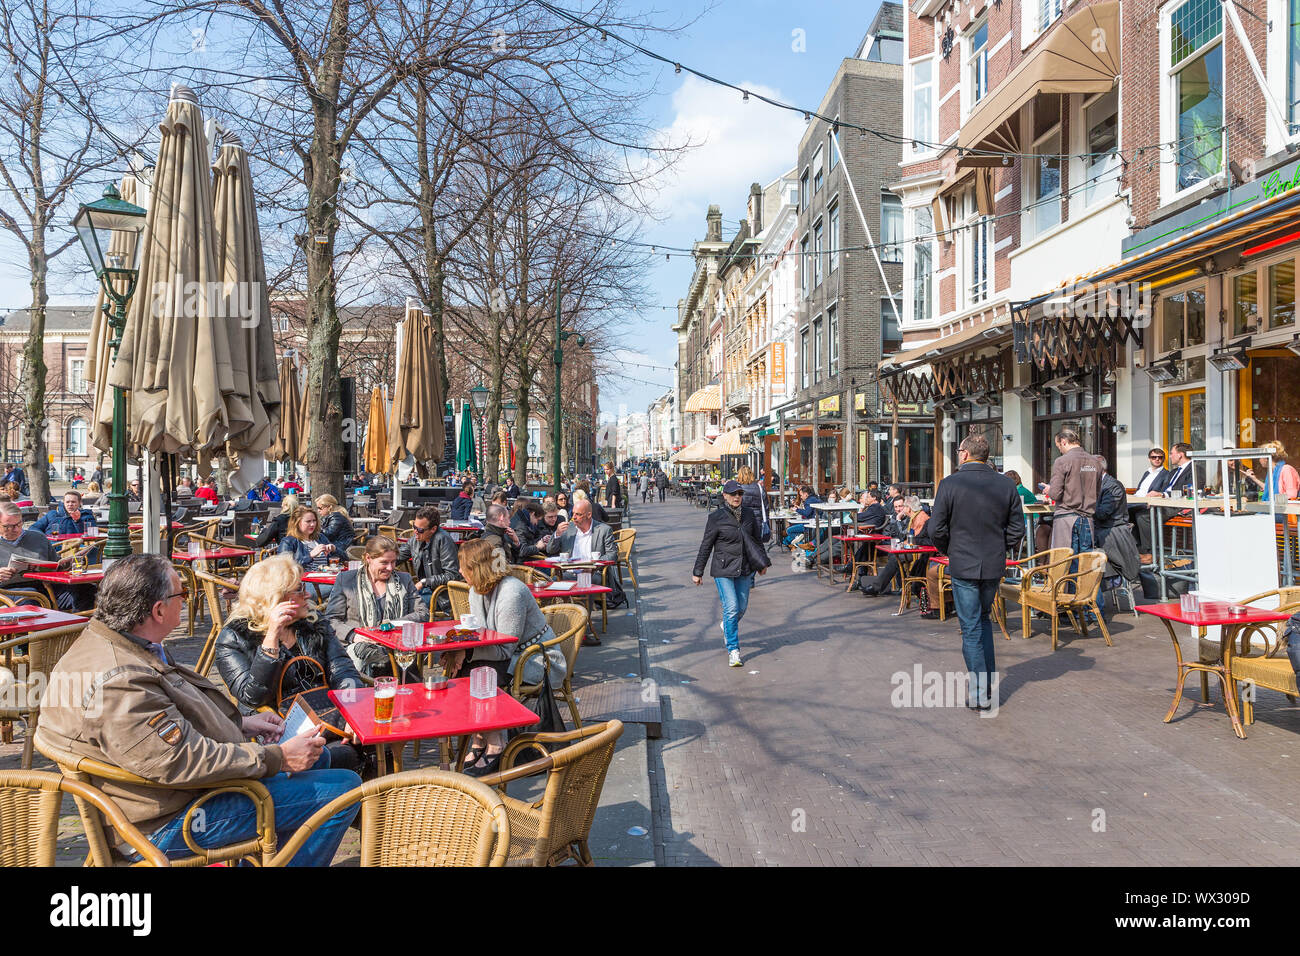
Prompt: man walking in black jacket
<box><xmin>929</xmin><ymin>435</ymin><xmax>1025</xmax><ymax>711</ymax></box>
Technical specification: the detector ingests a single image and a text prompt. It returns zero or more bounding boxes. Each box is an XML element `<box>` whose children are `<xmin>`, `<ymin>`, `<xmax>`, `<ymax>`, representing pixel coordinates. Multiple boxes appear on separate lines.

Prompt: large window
<box><xmin>828</xmin><ymin>202</ymin><xmax>841</xmax><ymax>272</ymax></box>
<box><xmin>1231</xmin><ymin>256</ymin><xmax>1296</xmax><ymax>335</ymax></box>
<box><xmin>67</xmin><ymin>358</ymin><xmax>87</xmax><ymax>394</ymax></box>
<box><xmin>800</xmin><ymin>234</ymin><xmax>810</xmax><ymax>298</ymax></box>
<box><xmin>1038</xmin><ymin>0</ymin><xmax>1063</xmax><ymax>33</ymax></box>
<box><xmin>813</xmin><ymin>318</ymin><xmax>823</xmax><ymax>384</ymax></box>
<box><xmin>911</xmin><ymin>59</ymin><xmax>935</xmax><ymax>151</ymax></box>
<box><xmin>813</xmin><ymin>220</ymin><xmax>824</xmax><ymax>287</ymax></box>
<box><xmin>1030</xmin><ymin>130</ymin><xmax>1063</xmax><ymax>236</ymax></box>
<box><xmin>1170</xmin><ymin>0</ymin><xmax>1224</xmax><ymax>191</ymax></box>
<box><xmin>67</xmin><ymin>418</ymin><xmax>86</xmax><ymax>457</ymax></box>
<box><xmin>881</xmin><ymin>192</ymin><xmax>903</xmax><ymax>262</ymax></box>
<box><xmin>813</xmin><ymin>147</ymin><xmax>825</xmax><ymax>195</ymax></box>
<box><xmin>962</xmin><ymin>190</ymin><xmax>991</xmax><ymax>306</ymax></box>
<box><xmin>828</xmin><ymin>128</ymin><xmax>840</xmax><ymax>170</ymax></box>
<box><xmin>912</xmin><ymin>207</ymin><xmax>935</xmax><ymax>324</ymax></box>
<box><xmin>968</xmin><ymin>20</ymin><xmax>989</xmax><ymax>110</ymax></box>
<box><xmin>881</xmin><ymin>297</ymin><xmax>903</xmax><ymax>354</ymax></box>
<box><xmin>800</xmin><ymin>171</ymin><xmax>809</xmax><ymax>210</ymax></box>
<box><xmin>800</xmin><ymin>328</ymin><xmax>810</xmax><ymax>388</ymax></box>
<box><xmin>829</xmin><ymin>306</ymin><xmax>839</xmax><ymax>377</ymax></box>
<box><xmin>1159</xmin><ymin>288</ymin><xmax>1207</xmax><ymax>352</ymax></box>
<box><xmin>1082</xmin><ymin>88</ymin><xmax>1121</xmax><ymax>207</ymax></box>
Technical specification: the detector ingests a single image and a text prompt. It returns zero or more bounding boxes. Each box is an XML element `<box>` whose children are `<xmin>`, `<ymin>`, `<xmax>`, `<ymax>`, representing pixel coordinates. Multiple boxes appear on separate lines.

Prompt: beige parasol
<box><xmin>106</xmin><ymin>86</ymin><xmax>235</xmax><ymax>456</ymax></box>
<box><xmin>362</xmin><ymin>387</ymin><xmax>388</xmax><ymax>475</ymax></box>
<box><xmin>86</xmin><ymin>175</ymin><xmax>139</xmax><ymax>456</ymax></box>
<box><xmin>211</xmin><ymin>133</ymin><xmax>280</xmax><ymax>459</ymax></box>
<box><xmin>670</xmin><ymin>438</ymin><xmax>720</xmax><ymax>465</ymax></box>
<box><xmin>387</xmin><ymin>304</ymin><xmax>444</xmax><ymax>473</ymax></box>
<box><xmin>267</xmin><ymin>354</ymin><xmax>307</xmax><ymax>463</ymax></box>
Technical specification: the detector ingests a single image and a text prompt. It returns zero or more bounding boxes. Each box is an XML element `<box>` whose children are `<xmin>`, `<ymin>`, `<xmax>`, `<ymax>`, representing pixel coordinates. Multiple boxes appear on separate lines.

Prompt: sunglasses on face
<box><xmin>1150</xmin><ymin>455</ymin><xmax>1164</xmax><ymax>461</ymax></box>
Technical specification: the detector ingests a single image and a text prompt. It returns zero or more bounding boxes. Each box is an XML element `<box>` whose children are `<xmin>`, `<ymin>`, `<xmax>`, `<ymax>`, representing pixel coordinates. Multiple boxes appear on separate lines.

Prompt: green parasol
<box><xmin>456</xmin><ymin>401</ymin><xmax>475</xmax><ymax>472</ymax></box>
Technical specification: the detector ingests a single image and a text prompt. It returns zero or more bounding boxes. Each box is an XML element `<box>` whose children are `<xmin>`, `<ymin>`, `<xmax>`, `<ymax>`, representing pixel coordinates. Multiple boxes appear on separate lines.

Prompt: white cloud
<box><xmin>650</xmin><ymin>74</ymin><xmax>803</xmax><ymax>226</ymax></box>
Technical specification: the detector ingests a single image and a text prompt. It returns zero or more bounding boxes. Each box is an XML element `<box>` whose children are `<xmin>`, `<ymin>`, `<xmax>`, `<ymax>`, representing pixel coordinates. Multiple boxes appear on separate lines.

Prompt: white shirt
<box><xmin>571</xmin><ymin>523</ymin><xmax>594</xmax><ymax>561</ymax></box>
<box><xmin>1136</xmin><ymin>468</ymin><xmax>1163</xmax><ymax>495</ymax></box>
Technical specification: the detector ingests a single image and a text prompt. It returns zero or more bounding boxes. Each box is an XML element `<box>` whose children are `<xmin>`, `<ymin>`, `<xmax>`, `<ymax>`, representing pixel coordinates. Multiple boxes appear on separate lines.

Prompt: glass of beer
<box><xmin>373</xmin><ymin>677</ymin><xmax>397</xmax><ymax>724</ymax></box>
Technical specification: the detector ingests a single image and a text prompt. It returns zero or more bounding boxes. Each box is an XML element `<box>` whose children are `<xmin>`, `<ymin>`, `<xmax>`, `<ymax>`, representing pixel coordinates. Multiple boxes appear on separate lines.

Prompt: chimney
<box><xmin>749</xmin><ymin>183</ymin><xmax>763</xmax><ymax>234</ymax></box>
<box><xmin>706</xmin><ymin>204</ymin><xmax>722</xmax><ymax>242</ymax></box>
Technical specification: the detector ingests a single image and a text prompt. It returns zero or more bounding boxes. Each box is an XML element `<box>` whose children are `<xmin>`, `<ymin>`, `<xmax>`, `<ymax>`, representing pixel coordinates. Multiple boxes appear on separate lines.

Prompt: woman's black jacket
<box><xmin>693</xmin><ymin>505</ymin><xmax>763</xmax><ymax>579</ymax></box>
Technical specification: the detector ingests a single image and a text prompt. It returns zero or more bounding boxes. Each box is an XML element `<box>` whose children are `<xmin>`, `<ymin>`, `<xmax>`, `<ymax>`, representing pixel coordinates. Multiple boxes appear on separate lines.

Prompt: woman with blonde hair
<box><xmin>451</xmin><ymin>537</ymin><xmax>555</xmax><ymax>775</ymax></box>
<box><xmin>214</xmin><ymin>554</ymin><xmax>365</xmax><ymax>771</ymax></box>
<box><xmin>278</xmin><ymin>505</ymin><xmax>337</xmax><ymax>574</ymax></box>
<box><xmin>315</xmin><ymin>493</ymin><xmax>355</xmax><ymax>551</ymax></box>
<box><xmin>253</xmin><ymin>493</ymin><xmax>299</xmax><ymax>549</ymax></box>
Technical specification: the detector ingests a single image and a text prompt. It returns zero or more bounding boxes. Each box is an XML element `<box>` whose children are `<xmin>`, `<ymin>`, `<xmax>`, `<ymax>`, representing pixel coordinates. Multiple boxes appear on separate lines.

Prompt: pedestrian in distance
<box><xmin>692</xmin><ymin>479</ymin><xmax>770</xmax><ymax>667</ymax></box>
<box><xmin>928</xmin><ymin>434</ymin><xmax>1025</xmax><ymax>711</ymax></box>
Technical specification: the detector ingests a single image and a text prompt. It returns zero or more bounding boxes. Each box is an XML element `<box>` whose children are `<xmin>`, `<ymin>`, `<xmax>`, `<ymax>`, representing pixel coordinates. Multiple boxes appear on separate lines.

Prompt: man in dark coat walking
<box><xmin>929</xmin><ymin>434</ymin><xmax>1025</xmax><ymax>711</ymax></box>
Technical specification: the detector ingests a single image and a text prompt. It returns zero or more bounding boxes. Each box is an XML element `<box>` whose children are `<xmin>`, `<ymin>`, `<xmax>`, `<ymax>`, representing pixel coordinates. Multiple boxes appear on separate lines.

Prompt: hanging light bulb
<box><xmin>743</xmin><ymin>90</ymin><xmax>749</xmax><ymax>102</ymax></box>
<box><xmin>674</xmin><ymin>63</ymin><xmax>681</xmax><ymax>73</ymax></box>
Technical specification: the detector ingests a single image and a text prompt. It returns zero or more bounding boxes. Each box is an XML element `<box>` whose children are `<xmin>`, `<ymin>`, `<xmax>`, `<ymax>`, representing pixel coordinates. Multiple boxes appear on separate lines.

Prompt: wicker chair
<box><xmin>1195</xmin><ymin>587</ymin><xmax>1300</xmax><ymax>702</ymax></box>
<box><xmin>512</xmin><ymin>602</ymin><xmax>587</xmax><ymax>728</ymax></box>
<box><xmin>0</xmin><ymin>770</ymin><xmax>169</xmax><ymax>867</ymax></box>
<box><xmin>479</xmin><ymin>720</ymin><xmax>624</xmax><ymax>866</ymax></box>
<box><xmin>33</xmin><ymin>733</ymin><xmax>277</xmax><ymax>867</ymax></box>
<box><xmin>507</xmin><ymin>565</ymin><xmax>552</xmax><ymax>588</ymax></box>
<box><xmin>191</xmin><ymin>568</ymin><xmax>243</xmax><ymax>676</ymax></box>
<box><xmin>443</xmin><ymin>580</ymin><xmax>472</xmax><ymax>619</ymax></box>
<box><xmin>267</xmin><ymin>769</ymin><xmax>510</xmax><ymax>867</ymax></box>
<box><xmin>1224</xmin><ymin>600</ymin><xmax>1300</xmax><ymax>728</ymax></box>
<box><xmin>995</xmin><ymin>547</ymin><xmax>1073</xmax><ymax>640</ymax></box>
<box><xmin>0</xmin><ymin>621</ymin><xmax>89</xmax><ymax>768</ymax></box>
<box><xmin>1000</xmin><ymin>550</ymin><xmax>1112</xmax><ymax>650</ymax></box>
<box><xmin>0</xmin><ymin>587</ymin><xmax>50</xmax><ymax>609</ymax></box>
<box><xmin>613</xmin><ymin>528</ymin><xmax>638</xmax><ymax>593</ymax></box>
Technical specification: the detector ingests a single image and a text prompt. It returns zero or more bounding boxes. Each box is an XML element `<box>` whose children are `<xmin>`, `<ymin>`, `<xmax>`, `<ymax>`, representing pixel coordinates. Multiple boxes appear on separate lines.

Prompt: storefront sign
<box><xmin>855</xmin><ymin>393</ymin><xmax>866</xmax><ymax>412</ymax></box>
<box><xmin>771</xmin><ymin>343</ymin><xmax>786</xmax><ymax>388</ymax></box>
<box><xmin>818</xmin><ymin>395</ymin><xmax>840</xmax><ymax>414</ymax></box>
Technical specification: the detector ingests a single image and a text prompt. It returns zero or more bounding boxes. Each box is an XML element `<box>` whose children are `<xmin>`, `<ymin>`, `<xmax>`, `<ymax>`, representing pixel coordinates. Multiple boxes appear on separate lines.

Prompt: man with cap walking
<box><xmin>692</xmin><ymin>479</ymin><xmax>770</xmax><ymax>667</ymax></box>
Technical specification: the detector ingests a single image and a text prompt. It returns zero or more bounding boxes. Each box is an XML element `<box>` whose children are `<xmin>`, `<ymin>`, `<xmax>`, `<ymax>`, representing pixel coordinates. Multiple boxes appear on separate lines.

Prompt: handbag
<box><xmin>275</xmin><ymin>655</ymin><xmax>347</xmax><ymax>740</ymax></box>
<box><xmin>737</xmin><ymin>514</ymin><xmax>772</xmax><ymax>572</ymax></box>
<box><xmin>512</xmin><ymin>625</ymin><xmax>567</xmax><ymax>685</ymax></box>
<box><xmin>757</xmin><ymin>485</ymin><xmax>772</xmax><ymax>543</ymax></box>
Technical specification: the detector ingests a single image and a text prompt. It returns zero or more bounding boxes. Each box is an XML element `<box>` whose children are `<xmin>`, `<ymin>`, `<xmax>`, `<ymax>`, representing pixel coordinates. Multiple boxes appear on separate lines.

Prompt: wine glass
<box><xmin>394</xmin><ymin>626</ymin><xmax>421</xmax><ymax>695</ymax></box>
<box><xmin>71</xmin><ymin>553</ymin><xmax>87</xmax><ymax>575</ymax></box>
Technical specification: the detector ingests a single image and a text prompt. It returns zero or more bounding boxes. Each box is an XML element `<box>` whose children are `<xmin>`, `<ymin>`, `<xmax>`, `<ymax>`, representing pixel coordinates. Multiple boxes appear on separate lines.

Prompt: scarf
<box><xmin>727</xmin><ymin>502</ymin><xmax>743</xmax><ymax>524</ymax></box>
<box><xmin>356</xmin><ymin>568</ymin><xmax>409</xmax><ymax>629</ymax></box>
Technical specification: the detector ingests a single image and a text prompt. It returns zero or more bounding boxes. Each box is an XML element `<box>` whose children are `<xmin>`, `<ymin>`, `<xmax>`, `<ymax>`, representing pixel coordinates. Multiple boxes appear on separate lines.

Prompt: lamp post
<box><xmin>502</xmin><ymin>401</ymin><xmax>518</xmax><ymax>479</ymax></box>
<box><xmin>72</xmin><ymin>184</ymin><xmax>147</xmax><ymax>563</ymax></box>
<box><xmin>551</xmin><ymin>279</ymin><xmax>585</xmax><ymax>494</ymax></box>
<box><xmin>469</xmin><ymin>383</ymin><xmax>488</xmax><ymax>480</ymax></box>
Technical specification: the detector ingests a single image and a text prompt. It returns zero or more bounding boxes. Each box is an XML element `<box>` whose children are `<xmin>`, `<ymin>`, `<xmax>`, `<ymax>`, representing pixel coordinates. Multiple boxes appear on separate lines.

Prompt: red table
<box><xmin>1138</xmin><ymin>600</ymin><xmax>1293</xmax><ymax>739</ymax></box>
<box><xmin>524</xmin><ymin>558</ymin><xmax>617</xmax><ymax>570</ymax></box>
<box><xmin>329</xmin><ymin>679</ymin><xmax>538</xmax><ymax>774</ymax></box>
<box><xmin>130</xmin><ymin>522</ymin><xmax>184</xmax><ymax>531</ymax></box>
<box><xmin>302</xmin><ymin>570</ymin><xmax>338</xmax><ymax>601</ymax></box>
<box><xmin>530</xmin><ymin>582</ymin><xmax>613</xmax><ymax>638</ymax></box>
<box><xmin>26</xmin><ymin>570</ymin><xmax>103</xmax><ymax>586</ymax></box>
<box><xmin>47</xmin><ymin>533</ymin><xmax>102</xmax><ymax>542</ymax></box>
<box><xmin>0</xmin><ymin>606</ymin><xmax>85</xmax><ymax>635</ymax></box>
<box><xmin>172</xmin><ymin>547</ymin><xmax>253</xmax><ymax>562</ymax></box>
<box><xmin>353</xmin><ymin>621</ymin><xmax>518</xmax><ymax>680</ymax></box>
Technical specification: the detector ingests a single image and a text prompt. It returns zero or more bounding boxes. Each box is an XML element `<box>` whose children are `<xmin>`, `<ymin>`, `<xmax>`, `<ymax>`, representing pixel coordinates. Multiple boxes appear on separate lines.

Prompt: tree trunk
<box><xmin>22</xmin><ymin>242</ymin><xmax>51</xmax><ymax>506</ymax></box>
<box><xmin>513</xmin><ymin>380</ymin><xmax>529</xmax><ymax>487</ymax></box>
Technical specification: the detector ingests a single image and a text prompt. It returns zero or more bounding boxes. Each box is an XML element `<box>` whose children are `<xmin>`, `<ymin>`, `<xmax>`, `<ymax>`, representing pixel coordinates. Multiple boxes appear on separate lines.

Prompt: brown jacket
<box><xmin>35</xmin><ymin>618</ymin><xmax>284</xmax><ymax>839</ymax></box>
<box><xmin>1047</xmin><ymin>445</ymin><xmax>1100</xmax><ymax>517</ymax></box>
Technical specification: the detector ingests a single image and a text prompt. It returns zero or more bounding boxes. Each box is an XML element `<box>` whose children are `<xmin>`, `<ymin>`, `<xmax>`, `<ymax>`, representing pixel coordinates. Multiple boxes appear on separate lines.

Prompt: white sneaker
<box><xmin>728</xmin><ymin>649</ymin><xmax>742</xmax><ymax>667</ymax></box>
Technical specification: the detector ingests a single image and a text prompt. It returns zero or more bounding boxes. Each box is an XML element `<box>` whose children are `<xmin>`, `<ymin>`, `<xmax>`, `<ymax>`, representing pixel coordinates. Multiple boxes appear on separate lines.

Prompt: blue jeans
<box><xmin>950</xmin><ymin>577</ymin><xmax>1000</xmax><ymax>706</ymax></box>
<box><xmin>715</xmin><ymin>574</ymin><xmax>753</xmax><ymax>653</ymax></box>
<box><xmin>146</xmin><ymin>752</ymin><xmax>360</xmax><ymax>866</ymax></box>
<box><xmin>783</xmin><ymin>524</ymin><xmax>806</xmax><ymax>547</ymax></box>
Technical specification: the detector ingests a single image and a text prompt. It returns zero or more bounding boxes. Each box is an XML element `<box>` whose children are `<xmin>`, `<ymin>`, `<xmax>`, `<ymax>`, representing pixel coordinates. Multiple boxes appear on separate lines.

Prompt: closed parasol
<box><xmin>387</xmin><ymin>303</ymin><xmax>444</xmax><ymax>474</ymax></box>
<box><xmin>363</xmin><ymin>386</ymin><xmax>388</xmax><ymax>474</ymax></box>
<box><xmin>267</xmin><ymin>354</ymin><xmax>307</xmax><ymax>464</ymax></box>
<box><xmin>456</xmin><ymin>402</ymin><xmax>475</xmax><ymax>473</ymax></box>
<box><xmin>106</xmin><ymin>85</ymin><xmax>235</xmax><ymax>457</ymax></box>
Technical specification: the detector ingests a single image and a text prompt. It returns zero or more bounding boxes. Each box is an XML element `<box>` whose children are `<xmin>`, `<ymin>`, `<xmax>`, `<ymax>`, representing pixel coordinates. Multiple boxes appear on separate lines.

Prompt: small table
<box><xmin>172</xmin><ymin>547</ymin><xmax>254</xmax><ymax>563</ymax></box>
<box><xmin>353</xmin><ymin>622</ymin><xmax>518</xmax><ymax>680</ymax></box>
<box><xmin>833</xmin><ymin>534</ymin><xmax>886</xmax><ymax>589</ymax></box>
<box><xmin>25</xmin><ymin>570</ymin><xmax>103</xmax><ymax>608</ymax></box>
<box><xmin>0</xmin><ymin>606</ymin><xmax>87</xmax><ymax>743</ymax></box>
<box><xmin>876</xmin><ymin>545</ymin><xmax>939</xmax><ymax>615</ymax></box>
<box><xmin>530</xmin><ymin>582</ymin><xmax>613</xmax><ymax>637</ymax></box>
<box><xmin>328</xmin><ymin>680</ymin><xmax>539</xmax><ymax>775</ymax></box>
<box><xmin>302</xmin><ymin>570</ymin><xmax>338</xmax><ymax>601</ymax></box>
<box><xmin>1137</xmin><ymin>600</ymin><xmax>1293</xmax><ymax>739</ymax></box>
<box><xmin>46</xmin><ymin>533</ymin><xmax>102</xmax><ymax>543</ymax></box>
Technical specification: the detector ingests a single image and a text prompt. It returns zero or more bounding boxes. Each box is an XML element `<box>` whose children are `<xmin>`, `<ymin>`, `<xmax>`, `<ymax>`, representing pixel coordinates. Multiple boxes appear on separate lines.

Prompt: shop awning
<box><xmin>931</xmin><ymin>166</ymin><xmax>995</xmax><ymax>233</ymax></box>
<box><xmin>683</xmin><ymin>384</ymin><xmax>721</xmax><ymax>413</ymax></box>
<box><xmin>956</xmin><ymin>0</ymin><xmax>1120</xmax><ymax>160</ymax></box>
<box><xmin>882</xmin><ymin>318</ymin><xmax>1010</xmax><ymax>374</ymax></box>
<box><xmin>713</xmin><ymin>428</ymin><xmax>749</xmax><ymax>455</ymax></box>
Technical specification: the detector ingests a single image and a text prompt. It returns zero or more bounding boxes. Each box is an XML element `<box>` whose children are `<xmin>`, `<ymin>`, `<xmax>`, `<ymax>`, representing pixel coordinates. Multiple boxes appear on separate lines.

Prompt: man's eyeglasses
<box><xmin>1149</xmin><ymin>455</ymin><xmax>1165</xmax><ymax>462</ymax></box>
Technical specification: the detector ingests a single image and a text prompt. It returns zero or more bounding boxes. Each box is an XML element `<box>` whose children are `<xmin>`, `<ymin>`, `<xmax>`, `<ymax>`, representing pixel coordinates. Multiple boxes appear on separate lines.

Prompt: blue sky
<box><xmin>0</xmin><ymin>0</ymin><xmax>889</xmax><ymax>421</ymax></box>
<box><xmin>601</xmin><ymin>0</ymin><xmax>888</xmax><ymax>419</ymax></box>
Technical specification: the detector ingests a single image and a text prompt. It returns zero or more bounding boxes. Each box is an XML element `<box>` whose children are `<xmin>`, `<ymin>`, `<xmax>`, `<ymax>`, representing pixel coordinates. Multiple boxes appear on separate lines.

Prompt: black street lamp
<box><xmin>73</xmin><ymin>184</ymin><xmax>147</xmax><ymax>563</ymax></box>
<box><xmin>469</xmin><ymin>383</ymin><xmax>489</xmax><ymax>479</ymax></box>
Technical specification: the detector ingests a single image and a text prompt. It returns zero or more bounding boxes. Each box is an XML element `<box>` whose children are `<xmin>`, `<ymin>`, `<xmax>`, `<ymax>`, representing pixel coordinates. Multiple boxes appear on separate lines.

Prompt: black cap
<box><xmin>721</xmin><ymin>479</ymin><xmax>743</xmax><ymax>494</ymax></box>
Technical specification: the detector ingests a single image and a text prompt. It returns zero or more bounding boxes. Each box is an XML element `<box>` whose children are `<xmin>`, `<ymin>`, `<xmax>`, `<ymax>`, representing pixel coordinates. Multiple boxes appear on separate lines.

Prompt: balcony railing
<box><xmin>726</xmin><ymin>386</ymin><xmax>750</xmax><ymax>411</ymax></box>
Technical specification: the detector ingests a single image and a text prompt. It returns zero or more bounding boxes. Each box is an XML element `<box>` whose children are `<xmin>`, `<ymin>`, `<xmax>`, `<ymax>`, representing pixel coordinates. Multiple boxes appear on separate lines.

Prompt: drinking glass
<box><xmin>373</xmin><ymin>677</ymin><xmax>396</xmax><ymax>723</ymax></box>
<box><xmin>395</xmin><ymin>623</ymin><xmax>422</xmax><ymax>695</ymax></box>
<box><xmin>71</xmin><ymin>553</ymin><xmax>87</xmax><ymax>575</ymax></box>
<box><xmin>1179</xmin><ymin>592</ymin><xmax>1197</xmax><ymax>615</ymax></box>
<box><xmin>188</xmin><ymin>541</ymin><xmax>203</xmax><ymax>558</ymax></box>
<box><xmin>577</xmin><ymin>570</ymin><xmax>592</xmax><ymax>588</ymax></box>
<box><xmin>348</xmin><ymin>560</ymin><xmax>361</xmax><ymax>572</ymax></box>
<box><xmin>469</xmin><ymin>665</ymin><xmax>497</xmax><ymax>699</ymax></box>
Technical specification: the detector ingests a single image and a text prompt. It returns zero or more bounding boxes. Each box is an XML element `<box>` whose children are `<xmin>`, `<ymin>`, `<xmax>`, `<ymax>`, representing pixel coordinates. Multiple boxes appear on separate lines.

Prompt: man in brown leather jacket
<box><xmin>37</xmin><ymin>554</ymin><xmax>360</xmax><ymax>865</ymax></box>
<box><xmin>1045</xmin><ymin>427</ymin><xmax>1101</xmax><ymax>550</ymax></box>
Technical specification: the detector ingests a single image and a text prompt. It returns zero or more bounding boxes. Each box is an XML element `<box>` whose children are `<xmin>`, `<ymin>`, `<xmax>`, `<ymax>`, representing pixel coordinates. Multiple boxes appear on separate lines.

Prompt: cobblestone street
<box><xmin>635</xmin><ymin>496</ymin><xmax>1300</xmax><ymax>866</ymax></box>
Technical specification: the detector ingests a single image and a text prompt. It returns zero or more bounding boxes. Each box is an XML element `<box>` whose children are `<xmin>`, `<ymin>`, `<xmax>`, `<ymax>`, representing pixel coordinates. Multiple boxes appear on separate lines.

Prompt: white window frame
<box><xmin>813</xmin><ymin>146</ymin><xmax>825</xmax><ymax>195</ymax></box>
<box><xmin>1160</xmin><ymin>0</ymin><xmax>1225</xmax><ymax>204</ymax></box>
<box><xmin>828</xmin><ymin>305</ymin><xmax>839</xmax><ymax>378</ymax></box>
<box><xmin>906</xmin><ymin>203</ymin><xmax>936</xmax><ymax>327</ymax></box>
<box><xmin>1265</xmin><ymin>0</ymin><xmax>1300</xmax><ymax>151</ymax></box>
<box><xmin>1071</xmin><ymin>87</ymin><xmax>1122</xmax><ymax>210</ymax></box>
<box><xmin>813</xmin><ymin>219</ymin><xmax>824</xmax><ymax>288</ymax></box>
<box><xmin>881</xmin><ymin>192</ymin><xmax>904</xmax><ymax>263</ymax></box>
<box><xmin>813</xmin><ymin>317</ymin><xmax>823</xmax><ymax>384</ymax></box>
<box><xmin>800</xmin><ymin>234</ymin><xmax>810</xmax><ymax>298</ymax></box>
<box><xmin>800</xmin><ymin>328</ymin><xmax>810</xmax><ymax>388</ymax></box>
<box><xmin>907</xmin><ymin>57</ymin><xmax>937</xmax><ymax>155</ymax></box>
<box><xmin>965</xmin><ymin>18</ymin><xmax>990</xmax><ymax>118</ymax></box>
<box><xmin>958</xmin><ymin>189</ymin><xmax>992</xmax><ymax>308</ymax></box>
<box><xmin>67</xmin><ymin>417</ymin><xmax>87</xmax><ymax>457</ymax></box>
<box><xmin>1025</xmin><ymin>124</ymin><xmax>1063</xmax><ymax>239</ymax></box>
<box><xmin>828</xmin><ymin>201</ymin><xmax>841</xmax><ymax>273</ymax></box>
<box><xmin>67</xmin><ymin>357</ymin><xmax>87</xmax><ymax>394</ymax></box>
<box><xmin>828</xmin><ymin>121</ymin><xmax>841</xmax><ymax>170</ymax></box>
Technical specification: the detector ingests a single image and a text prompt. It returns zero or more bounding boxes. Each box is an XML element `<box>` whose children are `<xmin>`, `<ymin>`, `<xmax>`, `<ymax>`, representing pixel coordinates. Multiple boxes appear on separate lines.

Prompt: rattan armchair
<box><xmin>1195</xmin><ymin>587</ymin><xmax>1300</xmax><ymax>703</ymax></box>
<box><xmin>1224</xmin><ymin>600</ymin><xmax>1300</xmax><ymax>727</ymax></box>
<box><xmin>0</xmin><ymin>621</ymin><xmax>89</xmax><ymax>768</ymax></box>
<box><xmin>0</xmin><ymin>587</ymin><xmax>50</xmax><ymax>609</ymax></box>
<box><xmin>512</xmin><ymin>602</ymin><xmax>587</xmax><ymax>728</ymax></box>
<box><xmin>33</xmin><ymin>733</ymin><xmax>277</xmax><ymax>867</ymax></box>
<box><xmin>0</xmin><ymin>770</ymin><xmax>169</xmax><ymax>867</ymax></box>
<box><xmin>479</xmin><ymin>719</ymin><xmax>624</xmax><ymax>866</ymax></box>
<box><xmin>995</xmin><ymin>547</ymin><xmax>1072</xmax><ymax>640</ymax></box>
<box><xmin>267</xmin><ymin>768</ymin><xmax>509</xmax><ymax>867</ymax></box>
<box><xmin>508</xmin><ymin>565</ymin><xmax>552</xmax><ymax>587</ymax></box>
<box><xmin>613</xmin><ymin>528</ymin><xmax>638</xmax><ymax>593</ymax></box>
<box><xmin>191</xmin><ymin>568</ymin><xmax>243</xmax><ymax>676</ymax></box>
<box><xmin>444</xmin><ymin>580</ymin><xmax>472</xmax><ymax>619</ymax></box>
<box><xmin>1000</xmin><ymin>550</ymin><xmax>1111</xmax><ymax>650</ymax></box>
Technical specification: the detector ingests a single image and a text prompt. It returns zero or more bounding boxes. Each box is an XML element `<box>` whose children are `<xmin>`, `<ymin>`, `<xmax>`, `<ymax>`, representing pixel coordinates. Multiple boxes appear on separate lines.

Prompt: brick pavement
<box><xmin>636</xmin><ymin>495</ymin><xmax>1300</xmax><ymax>866</ymax></box>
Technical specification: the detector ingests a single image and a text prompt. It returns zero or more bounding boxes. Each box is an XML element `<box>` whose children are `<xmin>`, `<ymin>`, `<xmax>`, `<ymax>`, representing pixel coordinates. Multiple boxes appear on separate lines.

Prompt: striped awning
<box><xmin>684</xmin><ymin>384</ymin><xmax>721</xmax><ymax>413</ymax></box>
<box><xmin>712</xmin><ymin>428</ymin><xmax>748</xmax><ymax>455</ymax></box>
